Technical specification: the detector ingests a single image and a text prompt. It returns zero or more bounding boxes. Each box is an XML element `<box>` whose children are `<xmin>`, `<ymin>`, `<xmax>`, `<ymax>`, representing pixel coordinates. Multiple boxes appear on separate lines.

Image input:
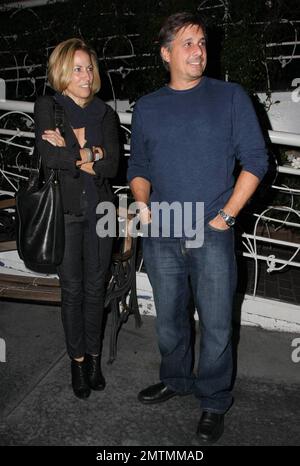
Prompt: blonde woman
<box><xmin>34</xmin><ymin>38</ymin><xmax>120</xmax><ymax>399</ymax></box>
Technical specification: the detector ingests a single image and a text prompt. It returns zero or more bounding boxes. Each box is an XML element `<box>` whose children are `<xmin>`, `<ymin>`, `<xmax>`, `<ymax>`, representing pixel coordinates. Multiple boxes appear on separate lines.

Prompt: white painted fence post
<box><xmin>0</xmin><ymin>338</ymin><xmax>6</xmax><ymax>362</ymax></box>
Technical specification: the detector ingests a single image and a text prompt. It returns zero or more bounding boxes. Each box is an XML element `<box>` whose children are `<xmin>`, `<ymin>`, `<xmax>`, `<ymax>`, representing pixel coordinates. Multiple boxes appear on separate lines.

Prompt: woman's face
<box><xmin>65</xmin><ymin>49</ymin><xmax>94</xmax><ymax>106</ymax></box>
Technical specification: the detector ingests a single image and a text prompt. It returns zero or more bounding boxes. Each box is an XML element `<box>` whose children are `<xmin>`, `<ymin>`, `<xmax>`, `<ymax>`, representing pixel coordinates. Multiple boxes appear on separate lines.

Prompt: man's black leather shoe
<box><xmin>71</xmin><ymin>360</ymin><xmax>91</xmax><ymax>399</ymax></box>
<box><xmin>196</xmin><ymin>411</ymin><xmax>224</xmax><ymax>444</ymax></box>
<box><xmin>85</xmin><ymin>354</ymin><xmax>106</xmax><ymax>391</ymax></box>
<box><xmin>138</xmin><ymin>382</ymin><xmax>177</xmax><ymax>404</ymax></box>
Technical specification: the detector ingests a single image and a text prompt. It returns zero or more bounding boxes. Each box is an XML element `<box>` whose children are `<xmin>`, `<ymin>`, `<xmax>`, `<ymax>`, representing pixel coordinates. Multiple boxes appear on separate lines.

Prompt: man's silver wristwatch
<box><xmin>218</xmin><ymin>209</ymin><xmax>236</xmax><ymax>227</ymax></box>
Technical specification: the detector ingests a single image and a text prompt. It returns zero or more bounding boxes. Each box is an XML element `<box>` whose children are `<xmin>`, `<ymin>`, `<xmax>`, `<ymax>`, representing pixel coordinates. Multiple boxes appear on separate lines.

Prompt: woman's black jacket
<box><xmin>34</xmin><ymin>95</ymin><xmax>120</xmax><ymax>215</ymax></box>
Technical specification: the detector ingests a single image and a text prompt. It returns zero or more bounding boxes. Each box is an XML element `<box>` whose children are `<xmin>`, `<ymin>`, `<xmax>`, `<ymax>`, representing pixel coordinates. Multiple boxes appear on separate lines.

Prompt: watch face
<box><xmin>226</xmin><ymin>217</ymin><xmax>235</xmax><ymax>227</ymax></box>
<box><xmin>218</xmin><ymin>209</ymin><xmax>235</xmax><ymax>227</ymax></box>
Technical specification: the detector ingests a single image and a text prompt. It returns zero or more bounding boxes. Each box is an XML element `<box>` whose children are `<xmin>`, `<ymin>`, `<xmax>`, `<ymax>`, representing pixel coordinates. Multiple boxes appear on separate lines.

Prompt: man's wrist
<box><xmin>138</xmin><ymin>205</ymin><xmax>151</xmax><ymax>226</ymax></box>
<box><xmin>138</xmin><ymin>205</ymin><xmax>150</xmax><ymax>215</ymax></box>
<box><xmin>218</xmin><ymin>209</ymin><xmax>236</xmax><ymax>227</ymax></box>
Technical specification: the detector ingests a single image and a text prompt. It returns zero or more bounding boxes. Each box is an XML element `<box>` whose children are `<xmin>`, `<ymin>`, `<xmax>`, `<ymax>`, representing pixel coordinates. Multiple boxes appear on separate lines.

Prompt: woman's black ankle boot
<box><xmin>86</xmin><ymin>354</ymin><xmax>106</xmax><ymax>391</ymax></box>
<box><xmin>71</xmin><ymin>359</ymin><xmax>91</xmax><ymax>399</ymax></box>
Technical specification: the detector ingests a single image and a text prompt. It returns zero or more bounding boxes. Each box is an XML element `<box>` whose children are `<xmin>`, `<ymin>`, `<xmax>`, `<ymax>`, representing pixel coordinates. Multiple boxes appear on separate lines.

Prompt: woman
<box><xmin>34</xmin><ymin>38</ymin><xmax>120</xmax><ymax>399</ymax></box>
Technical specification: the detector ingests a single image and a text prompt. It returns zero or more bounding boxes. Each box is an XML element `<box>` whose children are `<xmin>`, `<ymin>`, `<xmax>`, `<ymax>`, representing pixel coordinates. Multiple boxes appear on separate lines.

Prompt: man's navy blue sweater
<box><xmin>128</xmin><ymin>77</ymin><xmax>268</xmax><ymax>226</ymax></box>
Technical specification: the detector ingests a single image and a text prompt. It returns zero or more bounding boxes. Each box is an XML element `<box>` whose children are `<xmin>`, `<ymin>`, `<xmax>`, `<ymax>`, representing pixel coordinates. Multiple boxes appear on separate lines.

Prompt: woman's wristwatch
<box><xmin>84</xmin><ymin>147</ymin><xmax>94</xmax><ymax>163</ymax></box>
<box><xmin>84</xmin><ymin>147</ymin><xmax>104</xmax><ymax>162</ymax></box>
<box><xmin>94</xmin><ymin>150</ymin><xmax>104</xmax><ymax>161</ymax></box>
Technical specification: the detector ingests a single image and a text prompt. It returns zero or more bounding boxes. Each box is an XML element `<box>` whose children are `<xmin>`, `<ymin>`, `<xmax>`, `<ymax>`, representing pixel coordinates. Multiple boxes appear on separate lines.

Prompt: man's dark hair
<box><xmin>158</xmin><ymin>12</ymin><xmax>207</xmax><ymax>69</ymax></box>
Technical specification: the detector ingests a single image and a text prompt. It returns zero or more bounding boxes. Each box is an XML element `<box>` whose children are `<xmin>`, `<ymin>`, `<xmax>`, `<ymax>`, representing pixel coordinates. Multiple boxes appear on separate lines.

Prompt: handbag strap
<box><xmin>34</xmin><ymin>98</ymin><xmax>66</xmax><ymax>173</ymax></box>
<box><xmin>33</xmin><ymin>97</ymin><xmax>65</xmax><ymax>175</ymax></box>
<box><xmin>54</xmin><ymin>100</ymin><xmax>65</xmax><ymax>137</ymax></box>
<box><xmin>52</xmin><ymin>100</ymin><xmax>65</xmax><ymax>181</ymax></box>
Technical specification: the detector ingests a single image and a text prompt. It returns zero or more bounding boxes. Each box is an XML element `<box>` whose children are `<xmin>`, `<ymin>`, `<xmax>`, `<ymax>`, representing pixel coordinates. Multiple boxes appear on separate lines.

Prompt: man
<box><xmin>127</xmin><ymin>12</ymin><xmax>268</xmax><ymax>443</ymax></box>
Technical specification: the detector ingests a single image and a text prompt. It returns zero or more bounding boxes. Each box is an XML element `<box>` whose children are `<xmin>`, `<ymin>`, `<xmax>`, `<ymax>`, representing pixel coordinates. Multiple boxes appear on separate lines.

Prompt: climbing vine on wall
<box><xmin>0</xmin><ymin>0</ymin><xmax>299</xmax><ymax>102</ymax></box>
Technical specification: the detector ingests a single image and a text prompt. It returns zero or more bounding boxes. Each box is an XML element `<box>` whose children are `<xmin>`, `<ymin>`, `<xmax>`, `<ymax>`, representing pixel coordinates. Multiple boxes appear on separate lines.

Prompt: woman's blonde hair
<box><xmin>48</xmin><ymin>38</ymin><xmax>101</xmax><ymax>99</ymax></box>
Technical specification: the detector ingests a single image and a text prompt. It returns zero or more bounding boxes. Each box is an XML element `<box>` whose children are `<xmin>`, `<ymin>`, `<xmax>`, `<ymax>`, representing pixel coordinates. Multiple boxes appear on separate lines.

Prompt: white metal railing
<box><xmin>0</xmin><ymin>98</ymin><xmax>299</xmax><ymax>297</ymax></box>
<box><xmin>0</xmin><ymin>99</ymin><xmax>132</xmax><ymax>124</ymax></box>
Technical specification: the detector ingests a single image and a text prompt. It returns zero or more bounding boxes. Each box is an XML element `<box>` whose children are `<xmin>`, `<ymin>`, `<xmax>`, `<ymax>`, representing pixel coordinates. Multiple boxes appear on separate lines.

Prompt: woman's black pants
<box><xmin>57</xmin><ymin>214</ymin><xmax>113</xmax><ymax>359</ymax></box>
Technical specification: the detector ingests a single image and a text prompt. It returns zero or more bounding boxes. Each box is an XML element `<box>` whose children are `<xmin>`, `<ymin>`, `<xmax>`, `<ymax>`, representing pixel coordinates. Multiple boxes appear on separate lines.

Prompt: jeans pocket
<box><xmin>207</xmin><ymin>223</ymin><xmax>231</xmax><ymax>233</ymax></box>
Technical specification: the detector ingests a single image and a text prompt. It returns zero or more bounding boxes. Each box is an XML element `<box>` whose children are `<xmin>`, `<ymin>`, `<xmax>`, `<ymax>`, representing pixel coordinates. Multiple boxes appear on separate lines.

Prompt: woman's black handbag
<box><xmin>15</xmin><ymin>101</ymin><xmax>65</xmax><ymax>274</ymax></box>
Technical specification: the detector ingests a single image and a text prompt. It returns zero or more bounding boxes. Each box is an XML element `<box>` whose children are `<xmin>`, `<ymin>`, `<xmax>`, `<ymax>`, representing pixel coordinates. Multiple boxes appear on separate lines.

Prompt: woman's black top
<box><xmin>34</xmin><ymin>94</ymin><xmax>120</xmax><ymax>215</ymax></box>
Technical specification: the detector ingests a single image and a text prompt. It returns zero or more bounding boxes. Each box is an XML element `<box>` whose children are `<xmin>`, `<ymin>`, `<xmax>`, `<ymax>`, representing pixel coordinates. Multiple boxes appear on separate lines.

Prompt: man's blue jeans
<box><xmin>143</xmin><ymin>223</ymin><xmax>237</xmax><ymax>413</ymax></box>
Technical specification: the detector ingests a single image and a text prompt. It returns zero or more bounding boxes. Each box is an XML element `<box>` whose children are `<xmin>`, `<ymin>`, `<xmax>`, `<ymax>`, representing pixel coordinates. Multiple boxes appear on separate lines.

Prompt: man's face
<box><xmin>161</xmin><ymin>24</ymin><xmax>207</xmax><ymax>89</ymax></box>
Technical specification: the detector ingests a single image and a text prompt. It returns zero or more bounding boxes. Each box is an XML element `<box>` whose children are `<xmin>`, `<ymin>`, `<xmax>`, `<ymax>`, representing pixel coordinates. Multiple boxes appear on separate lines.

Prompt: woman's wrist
<box><xmin>80</xmin><ymin>146</ymin><xmax>105</xmax><ymax>164</ymax></box>
<box><xmin>79</xmin><ymin>148</ymin><xmax>91</xmax><ymax>163</ymax></box>
<box><xmin>83</xmin><ymin>147</ymin><xmax>94</xmax><ymax>163</ymax></box>
<box><xmin>93</xmin><ymin>146</ymin><xmax>105</xmax><ymax>161</ymax></box>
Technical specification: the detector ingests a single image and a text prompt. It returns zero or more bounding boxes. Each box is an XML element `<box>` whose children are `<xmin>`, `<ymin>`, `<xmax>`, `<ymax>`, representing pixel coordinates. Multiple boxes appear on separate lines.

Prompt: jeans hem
<box><xmin>200</xmin><ymin>407</ymin><xmax>228</xmax><ymax>414</ymax></box>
